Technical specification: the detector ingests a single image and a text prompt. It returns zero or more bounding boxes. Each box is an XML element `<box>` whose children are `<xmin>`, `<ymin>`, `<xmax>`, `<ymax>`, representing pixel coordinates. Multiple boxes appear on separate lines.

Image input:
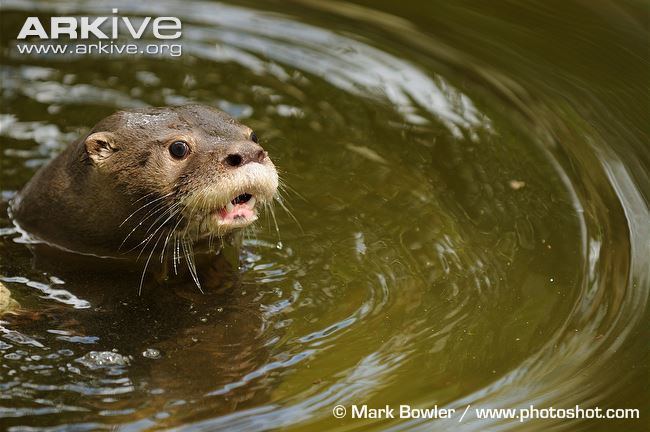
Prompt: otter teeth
<box><xmin>222</xmin><ymin>194</ymin><xmax>255</xmax><ymax>214</ymax></box>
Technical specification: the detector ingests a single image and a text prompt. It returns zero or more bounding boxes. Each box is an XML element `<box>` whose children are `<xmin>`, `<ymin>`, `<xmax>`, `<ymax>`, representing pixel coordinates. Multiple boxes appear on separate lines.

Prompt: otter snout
<box><xmin>179</xmin><ymin>132</ymin><xmax>278</xmax><ymax>238</ymax></box>
<box><xmin>223</xmin><ymin>142</ymin><xmax>267</xmax><ymax>168</ymax></box>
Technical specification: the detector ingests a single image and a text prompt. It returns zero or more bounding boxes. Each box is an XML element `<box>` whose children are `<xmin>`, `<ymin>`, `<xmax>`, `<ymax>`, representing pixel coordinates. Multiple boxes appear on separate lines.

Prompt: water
<box><xmin>0</xmin><ymin>1</ymin><xmax>648</xmax><ymax>430</ymax></box>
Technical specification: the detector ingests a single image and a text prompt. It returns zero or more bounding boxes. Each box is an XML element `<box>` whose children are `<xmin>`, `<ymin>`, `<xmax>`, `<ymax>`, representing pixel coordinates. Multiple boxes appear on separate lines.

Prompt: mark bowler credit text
<box><xmin>332</xmin><ymin>404</ymin><xmax>640</xmax><ymax>423</ymax></box>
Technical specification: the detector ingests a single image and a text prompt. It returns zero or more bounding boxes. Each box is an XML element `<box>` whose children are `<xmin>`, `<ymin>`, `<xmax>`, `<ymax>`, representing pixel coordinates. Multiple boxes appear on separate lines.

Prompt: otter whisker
<box><xmin>244</xmin><ymin>223</ymin><xmax>259</xmax><ymax>248</ymax></box>
<box><xmin>119</xmin><ymin>201</ymin><xmax>174</xmax><ymax>251</ymax></box>
<box><xmin>124</xmin><ymin>211</ymin><xmax>176</xmax><ymax>257</ymax></box>
<box><xmin>160</xmin><ymin>212</ymin><xmax>186</xmax><ymax>264</ymax></box>
<box><xmin>138</xmin><ymin>228</ymin><xmax>166</xmax><ymax>295</ymax></box>
<box><xmin>170</xmin><ymin>198</ymin><xmax>199</xmax><ymax>241</ymax></box>
<box><xmin>274</xmin><ymin>194</ymin><xmax>303</xmax><ymax>233</ymax></box>
<box><xmin>158</xmin><ymin>238</ymin><xmax>170</xmax><ymax>277</ymax></box>
<box><xmin>277</xmin><ymin>178</ymin><xmax>304</xmax><ymax>202</ymax></box>
<box><xmin>268</xmin><ymin>201</ymin><xmax>282</xmax><ymax>243</ymax></box>
<box><xmin>262</xmin><ymin>201</ymin><xmax>271</xmax><ymax>233</ymax></box>
<box><xmin>120</xmin><ymin>191</ymin><xmax>174</xmax><ymax>227</ymax></box>
<box><xmin>182</xmin><ymin>238</ymin><xmax>204</xmax><ymax>293</ymax></box>
<box><xmin>138</xmin><ymin>211</ymin><xmax>182</xmax><ymax>257</ymax></box>
<box><xmin>196</xmin><ymin>188</ymin><xmax>211</xmax><ymax>241</ymax></box>
<box><xmin>132</xmin><ymin>204</ymin><xmax>184</xmax><ymax>257</ymax></box>
<box><xmin>208</xmin><ymin>230</ymin><xmax>217</xmax><ymax>253</ymax></box>
<box><xmin>142</xmin><ymin>200</ymin><xmax>183</xmax><ymax>238</ymax></box>
<box><xmin>184</xmin><ymin>191</ymin><xmax>208</xmax><ymax>239</ymax></box>
<box><xmin>173</xmin><ymin>236</ymin><xmax>181</xmax><ymax>275</ymax></box>
<box><xmin>172</xmin><ymin>236</ymin><xmax>177</xmax><ymax>274</ymax></box>
<box><xmin>131</xmin><ymin>190</ymin><xmax>163</xmax><ymax>206</ymax></box>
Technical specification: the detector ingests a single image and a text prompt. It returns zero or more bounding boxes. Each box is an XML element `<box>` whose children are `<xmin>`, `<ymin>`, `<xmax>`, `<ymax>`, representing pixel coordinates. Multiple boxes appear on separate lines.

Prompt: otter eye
<box><xmin>250</xmin><ymin>132</ymin><xmax>258</xmax><ymax>143</ymax></box>
<box><xmin>169</xmin><ymin>141</ymin><xmax>189</xmax><ymax>159</ymax></box>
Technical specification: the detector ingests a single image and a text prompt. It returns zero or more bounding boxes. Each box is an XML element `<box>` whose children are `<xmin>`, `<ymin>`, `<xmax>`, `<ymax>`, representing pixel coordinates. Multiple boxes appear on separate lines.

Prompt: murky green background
<box><xmin>0</xmin><ymin>1</ymin><xmax>648</xmax><ymax>431</ymax></box>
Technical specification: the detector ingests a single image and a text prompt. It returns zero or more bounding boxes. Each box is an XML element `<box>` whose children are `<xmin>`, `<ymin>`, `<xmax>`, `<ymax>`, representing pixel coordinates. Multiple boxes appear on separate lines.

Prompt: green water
<box><xmin>0</xmin><ymin>1</ymin><xmax>648</xmax><ymax>431</ymax></box>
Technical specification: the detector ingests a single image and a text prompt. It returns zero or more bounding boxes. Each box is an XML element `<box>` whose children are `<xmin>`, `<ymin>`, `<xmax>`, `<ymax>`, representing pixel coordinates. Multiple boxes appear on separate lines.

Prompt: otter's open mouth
<box><xmin>215</xmin><ymin>193</ymin><xmax>258</xmax><ymax>226</ymax></box>
<box><xmin>182</xmin><ymin>162</ymin><xmax>278</xmax><ymax>237</ymax></box>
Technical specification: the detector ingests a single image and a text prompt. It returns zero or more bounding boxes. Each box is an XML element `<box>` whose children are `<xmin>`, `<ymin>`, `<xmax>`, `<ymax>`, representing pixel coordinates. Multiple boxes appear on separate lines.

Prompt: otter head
<box><xmin>82</xmin><ymin>104</ymin><xmax>278</xmax><ymax>251</ymax></box>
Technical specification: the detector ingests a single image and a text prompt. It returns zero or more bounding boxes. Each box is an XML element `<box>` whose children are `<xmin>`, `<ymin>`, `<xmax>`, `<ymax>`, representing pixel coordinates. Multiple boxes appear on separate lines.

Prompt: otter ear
<box><xmin>85</xmin><ymin>132</ymin><xmax>117</xmax><ymax>165</ymax></box>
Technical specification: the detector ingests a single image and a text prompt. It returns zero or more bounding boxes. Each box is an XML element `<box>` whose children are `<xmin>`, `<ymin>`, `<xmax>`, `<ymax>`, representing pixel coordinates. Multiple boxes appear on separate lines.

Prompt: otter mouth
<box><xmin>180</xmin><ymin>162</ymin><xmax>278</xmax><ymax>238</ymax></box>
<box><xmin>214</xmin><ymin>192</ymin><xmax>258</xmax><ymax>226</ymax></box>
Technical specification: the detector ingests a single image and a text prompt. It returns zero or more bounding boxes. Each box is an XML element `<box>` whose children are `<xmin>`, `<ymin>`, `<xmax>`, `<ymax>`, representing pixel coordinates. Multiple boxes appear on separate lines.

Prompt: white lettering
<box><xmin>17</xmin><ymin>14</ymin><xmax>183</xmax><ymax>41</ymax></box>
<box><xmin>351</xmin><ymin>405</ymin><xmax>395</xmax><ymax>419</ymax></box>
<box><xmin>80</xmin><ymin>17</ymin><xmax>108</xmax><ymax>39</ymax></box>
<box><xmin>17</xmin><ymin>17</ymin><xmax>48</xmax><ymax>39</ymax></box>
<box><xmin>50</xmin><ymin>17</ymin><xmax>77</xmax><ymax>39</ymax></box>
<box><xmin>122</xmin><ymin>17</ymin><xmax>151</xmax><ymax>39</ymax></box>
<box><xmin>153</xmin><ymin>17</ymin><xmax>182</xmax><ymax>39</ymax></box>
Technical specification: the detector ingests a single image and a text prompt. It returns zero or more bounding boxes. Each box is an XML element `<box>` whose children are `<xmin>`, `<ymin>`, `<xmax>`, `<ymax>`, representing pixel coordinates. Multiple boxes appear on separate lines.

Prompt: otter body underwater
<box><xmin>10</xmin><ymin>105</ymin><xmax>279</xmax><ymax>288</ymax></box>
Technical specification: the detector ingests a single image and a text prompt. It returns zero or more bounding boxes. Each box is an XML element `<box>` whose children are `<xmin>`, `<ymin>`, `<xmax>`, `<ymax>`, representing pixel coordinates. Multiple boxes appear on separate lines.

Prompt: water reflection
<box><xmin>0</xmin><ymin>0</ymin><xmax>647</xmax><ymax>431</ymax></box>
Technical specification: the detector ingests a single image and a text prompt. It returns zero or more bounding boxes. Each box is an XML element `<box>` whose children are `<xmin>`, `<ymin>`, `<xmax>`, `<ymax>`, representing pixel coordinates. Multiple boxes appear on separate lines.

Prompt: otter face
<box><xmin>172</xmin><ymin>132</ymin><xmax>279</xmax><ymax>239</ymax></box>
<box><xmin>83</xmin><ymin>105</ymin><xmax>278</xmax><ymax>245</ymax></box>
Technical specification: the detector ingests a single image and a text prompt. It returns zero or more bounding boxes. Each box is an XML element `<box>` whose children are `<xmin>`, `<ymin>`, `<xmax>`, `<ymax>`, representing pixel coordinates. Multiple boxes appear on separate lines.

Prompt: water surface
<box><xmin>0</xmin><ymin>1</ymin><xmax>648</xmax><ymax>430</ymax></box>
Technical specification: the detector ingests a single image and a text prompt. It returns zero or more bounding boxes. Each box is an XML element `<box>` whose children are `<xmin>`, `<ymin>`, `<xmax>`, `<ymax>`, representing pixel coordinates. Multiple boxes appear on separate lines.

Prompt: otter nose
<box><xmin>223</xmin><ymin>144</ymin><xmax>266</xmax><ymax>167</ymax></box>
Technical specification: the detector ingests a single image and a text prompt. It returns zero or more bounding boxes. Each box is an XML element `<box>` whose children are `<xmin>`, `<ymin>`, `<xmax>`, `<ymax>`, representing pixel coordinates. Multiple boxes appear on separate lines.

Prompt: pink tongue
<box><xmin>218</xmin><ymin>204</ymin><xmax>254</xmax><ymax>221</ymax></box>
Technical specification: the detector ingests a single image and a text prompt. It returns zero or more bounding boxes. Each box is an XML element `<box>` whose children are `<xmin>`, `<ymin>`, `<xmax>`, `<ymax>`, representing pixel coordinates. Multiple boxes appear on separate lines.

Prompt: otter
<box><xmin>10</xmin><ymin>105</ymin><xmax>279</xmax><ymax>286</ymax></box>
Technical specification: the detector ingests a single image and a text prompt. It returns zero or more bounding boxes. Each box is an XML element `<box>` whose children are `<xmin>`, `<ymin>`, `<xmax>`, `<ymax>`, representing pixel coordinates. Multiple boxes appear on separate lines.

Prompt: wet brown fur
<box><xmin>11</xmin><ymin>105</ymin><xmax>276</xmax><ymax>258</ymax></box>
